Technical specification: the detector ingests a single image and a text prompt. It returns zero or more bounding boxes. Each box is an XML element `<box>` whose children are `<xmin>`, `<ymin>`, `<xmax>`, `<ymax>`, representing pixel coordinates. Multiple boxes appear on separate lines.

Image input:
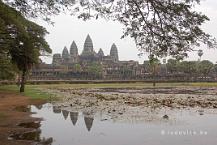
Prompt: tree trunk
<box><xmin>20</xmin><ymin>69</ymin><xmax>26</xmax><ymax>93</ymax></box>
<box><xmin>153</xmin><ymin>81</ymin><xmax>156</xmax><ymax>87</ymax></box>
<box><xmin>153</xmin><ymin>65</ymin><xmax>156</xmax><ymax>87</ymax></box>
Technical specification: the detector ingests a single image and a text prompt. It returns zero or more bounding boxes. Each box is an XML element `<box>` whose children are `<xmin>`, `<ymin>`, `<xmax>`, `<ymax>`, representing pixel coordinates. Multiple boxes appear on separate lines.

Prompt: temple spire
<box><xmin>70</xmin><ymin>41</ymin><xmax>78</xmax><ymax>57</ymax></box>
<box><xmin>98</xmin><ymin>48</ymin><xmax>104</xmax><ymax>57</ymax></box>
<box><xmin>82</xmin><ymin>34</ymin><xmax>94</xmax><ymax>56</ymax></box>
<box><xmin>62</xmin><ymin>46</ymin><xmax>70</xmax><ymax>64</ymax></box>
<box><xmin>110</xmin><ymin>43</ymin><xmax>119</xmax><ymax>62</ymax></box>
<box><xmin>62</xmin><ymin>46</ymin><xmax>69</xmax><ymax>59</ymax></box>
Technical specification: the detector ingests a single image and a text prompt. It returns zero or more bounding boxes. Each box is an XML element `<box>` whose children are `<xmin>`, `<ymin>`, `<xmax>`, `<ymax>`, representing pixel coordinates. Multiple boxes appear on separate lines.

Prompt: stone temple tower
<box><xmin>70</xmin><ymin>41</ymin><xmax>78</xmax><ymax>63</ymax></box>
<box><xmin>98</xmin><ymin>48</ymin><xmax>104</xmax><ymax>57</ymax></box>
<box><xmin>52</xmin><ymin>53</ymin><xmax>62</xmax><ymax>65</ymax></box>
<box><xmin>110</xmin><ymin>43</ymin><xmax>119</xmax><ymax>62</ymax></box>
<box><xmin>81</xmin><ymin>34</ymin><xmax>94</xmax><ymax>56</ymax></box>
<box><xmin>62</xmin><ymin>46</ymin><xmax>70</xmax><ymax>63</ymax></box>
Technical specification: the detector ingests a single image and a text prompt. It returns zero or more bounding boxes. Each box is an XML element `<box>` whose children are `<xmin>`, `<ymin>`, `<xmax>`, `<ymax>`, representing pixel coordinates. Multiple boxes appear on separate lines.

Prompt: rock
<box><xmin>162</xmin><ymin>115</ymin><xmax>169</xmax><ymax>119</ymax></box>
<box><xmin>40</xmin><ymin>137</ymin><xmax>53</xmax><ymax>145</ymax></box>
<box><xmin>199</xmin><ymin>112</ymin><xmax>204</xmax><ymax>115</ymax></box>
<box><xmin>198</xmin><ymin>110</ymin><xmax>204</xmax><ymax>115</ymax></box>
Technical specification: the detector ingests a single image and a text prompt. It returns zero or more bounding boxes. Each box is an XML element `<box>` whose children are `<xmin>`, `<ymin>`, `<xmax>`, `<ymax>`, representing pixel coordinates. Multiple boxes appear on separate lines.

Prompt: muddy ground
<box><xmin>0</xmin><ymin>91</ymin><xmax>46</xmax><ymax>145</ymax></box>
<box><xmin>1</xmin><ymin>86</ymin><xmax>217</xmax><ymax>144</ymax></box>
<box><xmin>43</xmin><ymin>86</ymin><xmax>217</xmax><ymax>122</ymax></box>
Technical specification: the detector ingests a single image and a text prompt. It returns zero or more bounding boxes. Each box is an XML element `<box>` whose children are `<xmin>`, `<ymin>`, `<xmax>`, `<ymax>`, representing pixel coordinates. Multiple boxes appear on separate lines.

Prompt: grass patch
<box><xmin>23</xmin><ymin>86</ymin><xmax>53</xmax><ymax>100</ymax></box>
<box><xmin>0</xmin><ymin>85</ymin><xmax>19</xmax><ymax>92</ymax></box>
<box><xmin>0</xmin><ymin>112</ymin><xmax>7</xmax><ymax>120</ymax></box>
<box><xmin>188</xmin><ymin>82</ymin><xmax>217</xmax><ymax>87</ymax></box>
<box><xmin>1</xmin><ymin>82</ymin><xmax>217</xmax><ymax>100</ymax></box>
<box><xmin>37</xmin><ymin>82</ymin><xmax>206</xmax><ymax>89</ymax></box>
<box><xmin>0</xmin><ymin>85</ymin><xmax>54</xmax><ymax>100</ymax></box>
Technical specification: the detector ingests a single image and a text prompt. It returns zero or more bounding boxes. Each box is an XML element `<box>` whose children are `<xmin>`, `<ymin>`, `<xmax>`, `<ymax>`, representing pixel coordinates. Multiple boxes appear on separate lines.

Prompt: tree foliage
<box><xmin>87</xmin><ymin>62</ymin><xmax>102</xmax><ymax>74</ymax></box>
<box><xmin>1</xmin><ymin>0</ymin><xmax>216</xmax><ymax>59</ymax></box>
<box><xmin>165</xmin><ymin>59</ymin><xmax>214</xmax><ymax>77</ymax></box>
<box><xmin>166</xmin><ymin>59</ymin><xmax>180</xmax><ymax>74</ymax></box>
<box><xmin>212</xmin><ymin>64</ymin><xmax>217</xmax><ymax>75</ymax></box>
<box><xmin>179</xmin><ymin>61</ymin><xmax>198</xmax><ymax>75</ymax></box>
<box><xmin>0</xmin><ymin>53</ymin><xmax>17</xmax><ymax>80</ymax></box>
<box><xmin>198</xmin><ymin>60</ymin><xmax>213</xmax><ymax>76</ymax></box>
<box><xmin>2</xmin><ymin>0</ymin><xmax>76</xmax><ymax>23</ymax></box>
<box><xmin>0</xmin><ymin>1</ymin><xmax>51</xmax><ymax>91</ymax></box>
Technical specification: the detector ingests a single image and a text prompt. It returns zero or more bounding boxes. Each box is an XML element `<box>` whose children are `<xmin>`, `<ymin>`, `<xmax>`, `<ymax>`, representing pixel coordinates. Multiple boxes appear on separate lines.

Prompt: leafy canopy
<box><xmin>2</xmin><ymin>0</ymin><xmax>216</xmax><ymax>59</ymax></box>
<box><xmin>0</xmin><ymin>0</ymin><xmax>51</xmax><ymax>79</ymax></box>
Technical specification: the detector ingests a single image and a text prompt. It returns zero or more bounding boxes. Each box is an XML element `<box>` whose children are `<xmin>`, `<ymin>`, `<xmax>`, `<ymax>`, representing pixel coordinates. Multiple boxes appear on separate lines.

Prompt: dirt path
<box><xmin>0</xmin><ymin>91</ymin><xmax>45</xmax><ymax>145</ymax></box>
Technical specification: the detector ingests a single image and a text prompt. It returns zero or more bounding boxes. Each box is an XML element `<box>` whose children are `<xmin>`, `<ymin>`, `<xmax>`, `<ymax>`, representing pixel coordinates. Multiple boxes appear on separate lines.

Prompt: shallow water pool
<box><xmin>31</xmin><ymin>103</ymin><xmax>217</xmax><ymax>145</ymax></box>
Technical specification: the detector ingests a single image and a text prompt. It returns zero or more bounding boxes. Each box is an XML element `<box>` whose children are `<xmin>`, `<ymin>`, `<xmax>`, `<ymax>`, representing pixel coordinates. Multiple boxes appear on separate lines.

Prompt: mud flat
<box><xmin>38</xmin><ymin>86</ymin><xmax>217</xmax><ymax>121</ymax></box>
<box><xmin>0</xmin><ymin>91</ymin><xmax>52</xmax><ymax>145</ymax></box>
<box><xmin>31</xmin><ymin>102</ymin><xmax>217</xmax><ymax>145</ymax></box>
<box><xmin>22</xmin><ymin>85</ymin><xmax>217</xmax><ymax>145</ymax></box>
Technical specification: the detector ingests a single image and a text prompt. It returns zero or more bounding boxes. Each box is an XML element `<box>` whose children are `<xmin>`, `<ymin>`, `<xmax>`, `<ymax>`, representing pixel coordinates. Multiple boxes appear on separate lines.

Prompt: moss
<box><xmin>35</xmin><ymin>82</ymin><xmax>209</xmax><ymax>89</ymax></box>
<box><xmin>23</xmin><ymin>86</ymin><xmax>53</xmax><ymax>100</ymax></box>
<box><xmin>0</xmin><ymin>85</ymin><xmax>56</xmax><ymax>100</ymax></box>
<box><xmin>1</xmin><ymin>82</ymin><xmax>217</xmax><ymax>100</ymax></box>
<box><xmin>0</xmin><ymin>112</ymin><xmax>7</xmax><ymax>119</ymax></box>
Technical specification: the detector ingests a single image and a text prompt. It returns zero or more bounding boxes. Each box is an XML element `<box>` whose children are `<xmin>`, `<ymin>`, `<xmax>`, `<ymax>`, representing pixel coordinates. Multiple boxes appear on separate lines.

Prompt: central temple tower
<box><xmin>70</xmin><ymin>41</ymin><xmax>78</xmax><ymax>63</ymax></box>
<box><xmin>62</xmin><ymin>46</ymin><xmax>70</xmax><ymax>63</ymax></box>
<box><xmin>110</xmin><ymin>43</ymin><xmax>119</xmax><ymax>62</ymax></box>
<box><xmin>81</xmin><ymin>34</ymin><xmax>94</xmax><ymax>56</ymax></box>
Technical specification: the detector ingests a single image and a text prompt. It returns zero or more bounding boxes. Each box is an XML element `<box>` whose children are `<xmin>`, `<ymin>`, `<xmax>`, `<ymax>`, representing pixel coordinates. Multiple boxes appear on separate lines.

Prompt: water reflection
<box><xmin>35</xmin><ymin>104</ymin><xmax>43</xmax><ymax>110</ymax></box>
<box><xmin>9</xmin><ymin>121</ymin><xmax>53</xmax><ymax>144</ymax></box>
<box><xmin>35</xmin><ymin>104</ymin><xmax>95</xmax><ymax>132</ymax></box>
<box><xmin>70</xmin><ymin>112</ymin><xmax>78</xmax><ymax>125</ymax></box>
<box><xmin>31</xmin><ymin>103</ymin><xmax>217</xmax><ymax>145</ymax></box>
<box><xmin>53</xmin><ymin>106</ymin><xmax>61</xmax><ymax>114</ymax></box>
<box><xmin>62</xmin><ymin>110</ymin><xmax>69</xmax><ymax>120</ymax></box>
<box><xmin>9</xmin><ymin>130</ymin><xmax>41</xmax><ymax>141</ymax></box>
<box><xmin>83</xmin><ymin>112</ymin><xmax>94</xmax><ymax>131</ymax></box>
<box><xmin>63</xmin><ymin>110</ymin><xmax>94</xmax><ymax>131</ymax></box>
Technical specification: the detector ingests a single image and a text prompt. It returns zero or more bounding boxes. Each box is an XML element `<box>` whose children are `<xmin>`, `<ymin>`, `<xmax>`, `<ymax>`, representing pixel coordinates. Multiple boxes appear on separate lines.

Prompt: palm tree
<box><xmin>198</xmin><ymin>49</ymin><xmax>203</xmax><ymax>61</ymax></box>
<box><xmin>197</xmin><ymin>49</ymin><xmax>203</xmax><ymax>81</ymax></box>
<box><xmin>149</xmin><ymin>54</ymin><xmax>160</xmax><ymax>87</ymax></box>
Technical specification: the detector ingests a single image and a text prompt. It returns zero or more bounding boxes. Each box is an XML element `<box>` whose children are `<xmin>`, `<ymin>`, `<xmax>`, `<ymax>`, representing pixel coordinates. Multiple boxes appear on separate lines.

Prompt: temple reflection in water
<box><xmin>83</xmin><ymin>112</ymin><xmax>94</xmax><ymax>132</ymax></box>
<box><xmin>62</xmin><ymin>110</ymin><xmax>69</xmax><ymax>120</ymax></box>
<box><xmin>52</xmin><ymin>106</ymin><xmax>61</xmax><ymax>114</ymax></box>
<box><xmin>70</xmin><ymin>112</ymin><xmax>79</xmax><ymax>126</ymax></box>
<box><xmin>52</xmin><ymin>108</ymin><xmax>94</xmax><ymax>132</ymax></box>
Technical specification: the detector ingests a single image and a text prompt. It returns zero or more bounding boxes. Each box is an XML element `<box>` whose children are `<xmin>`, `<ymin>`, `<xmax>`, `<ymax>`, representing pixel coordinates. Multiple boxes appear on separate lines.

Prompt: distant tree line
<box><xmin>166</xmin><ymin>59</ymin><xmax>216</xmax><ymax>78</ymax></box>
<box><xmin>144</xmin><ymin>58</ymin><xmax>217</xmax><ymax>82</ymax></box>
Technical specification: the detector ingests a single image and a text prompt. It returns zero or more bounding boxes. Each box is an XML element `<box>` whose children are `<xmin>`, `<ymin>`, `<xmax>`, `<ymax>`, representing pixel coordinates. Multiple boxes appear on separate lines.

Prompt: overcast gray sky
<box><xmin>37</xmin><ymin>0</ymin><xmax>217</xmax><ymax>64</ymax></box>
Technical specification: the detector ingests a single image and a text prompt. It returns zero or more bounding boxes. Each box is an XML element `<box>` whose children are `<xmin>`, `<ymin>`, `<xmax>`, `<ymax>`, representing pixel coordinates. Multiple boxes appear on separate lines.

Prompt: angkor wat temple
<box><xmin>31</xmin><ymin>34</ymin><xmax>146</xmax><ymax>80</ymax></box>
<box><xmin>53</xmin><ymin>34</ymin><xmax>119</xmax><ymax>66</ymax></box>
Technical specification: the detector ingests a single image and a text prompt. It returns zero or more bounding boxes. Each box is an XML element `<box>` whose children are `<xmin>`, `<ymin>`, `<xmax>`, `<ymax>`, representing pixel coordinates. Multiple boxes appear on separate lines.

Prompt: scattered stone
<box><xmin>198</xmin><ymin>110</ymin><xmax>204</xmax><ymax>115</ymax></box>
<box><xmin>162</xmin><ymin>115</ymin><xmax>169</xmax><ymax>119</ymax></box>
<box><xmin>45</xmin><ymin>87</ymin><xmax>217</xmax><ymax>117</ymax></box>
<box><xmin>14</xmin><ymin>106</ymin><xmax>30</xmax><ymax>112</ymax></box>
<box><xmin>39</xmin><ymin>137</ymin><xmax>53</xmax><ymax>145</ymax></box>
<box><xmin>199</xmin><ymin>112</ymin><xmax>204</xmax><ymax>115</ymax></box>
<box><xmin>17</xmin><ymin>121</ymin><xmax>40</xmax><ymax>129</ymax></box>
